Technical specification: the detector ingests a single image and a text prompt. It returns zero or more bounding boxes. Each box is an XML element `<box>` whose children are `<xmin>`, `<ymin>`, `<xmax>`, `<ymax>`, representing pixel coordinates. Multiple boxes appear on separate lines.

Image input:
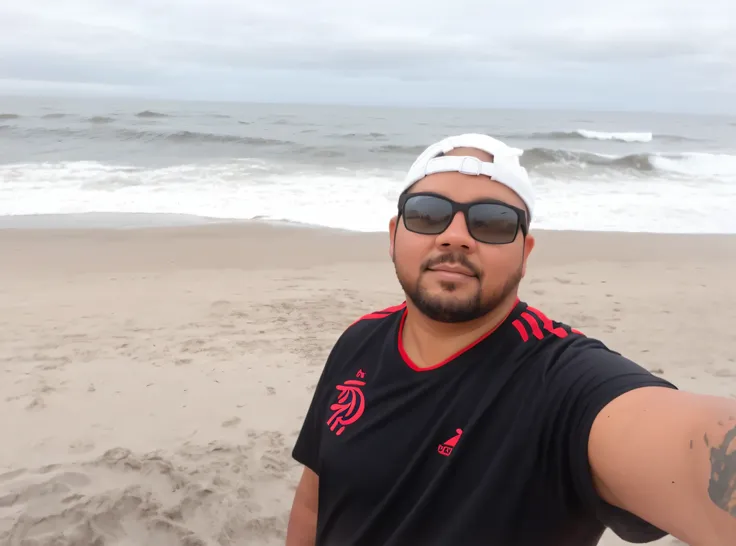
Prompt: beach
<box><xmin>0</xmin><ymin>220</ymin><xmax>734</xmax><ymax>545</ymax></box>
<box><xmin>1</xmin><ymin>96</ymin><xmax>735</xmax><ymax>545</ymax></box>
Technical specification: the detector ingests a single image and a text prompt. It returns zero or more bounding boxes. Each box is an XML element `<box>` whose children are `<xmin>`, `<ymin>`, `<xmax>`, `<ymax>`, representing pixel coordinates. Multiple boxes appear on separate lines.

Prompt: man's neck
<box><xmin>401</xmin><ymin>294</ymin><xmax>520</xmax><ymax>369</ymax></box>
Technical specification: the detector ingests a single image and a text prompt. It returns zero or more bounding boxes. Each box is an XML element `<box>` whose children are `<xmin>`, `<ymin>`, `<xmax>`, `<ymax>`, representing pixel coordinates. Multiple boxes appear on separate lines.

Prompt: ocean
<box><xmin>2</xmin><ymin>96</ymin><xmax>736</xmax><ymax>233</ymax></box>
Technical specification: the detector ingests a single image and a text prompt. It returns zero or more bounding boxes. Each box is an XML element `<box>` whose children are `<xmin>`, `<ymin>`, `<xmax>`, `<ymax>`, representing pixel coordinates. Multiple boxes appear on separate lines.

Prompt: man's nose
<box><xmin>435</xmin><ymin>212</ymin><xmax>474</xmax><ymax>250</ymax></box>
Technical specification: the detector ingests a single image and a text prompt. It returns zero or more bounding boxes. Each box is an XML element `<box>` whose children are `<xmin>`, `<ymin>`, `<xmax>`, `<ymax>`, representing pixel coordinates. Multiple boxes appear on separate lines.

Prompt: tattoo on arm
<box><xmin>707</xmin><ymin>419</ymin><xmax>736</xmax><ymax>517</ymax></box>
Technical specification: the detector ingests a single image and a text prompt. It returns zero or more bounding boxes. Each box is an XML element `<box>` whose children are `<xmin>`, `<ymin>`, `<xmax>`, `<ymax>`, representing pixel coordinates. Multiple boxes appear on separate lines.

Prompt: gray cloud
<box><xmin>1</xmin><ymin>0</ymin><xmax>735</xmax><ymax>112</ymax></box>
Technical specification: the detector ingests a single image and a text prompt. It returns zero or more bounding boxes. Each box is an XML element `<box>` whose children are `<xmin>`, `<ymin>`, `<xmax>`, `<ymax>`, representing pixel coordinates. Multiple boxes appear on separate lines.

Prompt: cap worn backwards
<box><xmin>403</xmin><ymin>133</ymin><xmax>535</xmax><ymax>223</ymax></box>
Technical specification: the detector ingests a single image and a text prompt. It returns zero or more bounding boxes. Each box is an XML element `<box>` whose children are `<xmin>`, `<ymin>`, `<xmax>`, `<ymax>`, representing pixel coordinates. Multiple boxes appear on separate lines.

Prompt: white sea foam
<box><xmin>576</xmin><ymin>129</ymin><xmax>653</xmax><ymax>143</ymax></box>
<box><xmin>1</xmin><ymin>158</ymin><xmax>735</xmax><ymax>234</ymax></box>
<box><xmin>0</xmin><ymin>161</ymin><xmax>400</xmax><ymax>232</ymax></box>
<box><xmin>649</xmin><ymin>152</ymin><xmax>736</xmax><ymax>178</ymax></box>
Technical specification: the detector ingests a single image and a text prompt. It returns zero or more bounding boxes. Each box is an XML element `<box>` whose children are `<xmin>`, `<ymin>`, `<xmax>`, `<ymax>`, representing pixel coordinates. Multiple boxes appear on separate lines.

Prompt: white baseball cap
<box><xmin>402</xmin><ymin>133</ymin><xmax>535</xmax><ymax>223</ymax></box>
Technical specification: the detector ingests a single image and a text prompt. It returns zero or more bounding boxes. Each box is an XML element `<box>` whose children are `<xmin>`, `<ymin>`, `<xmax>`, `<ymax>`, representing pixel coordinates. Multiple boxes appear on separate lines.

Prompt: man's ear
<box><xmin>388</xmin><ymin>216</ymin><xmax>398</xmax><ymax>260</ymax></box>
<box><xmin>521</xmin><ymin>232</ymin><xmax>535</xmax><ymax>278</ymax></box>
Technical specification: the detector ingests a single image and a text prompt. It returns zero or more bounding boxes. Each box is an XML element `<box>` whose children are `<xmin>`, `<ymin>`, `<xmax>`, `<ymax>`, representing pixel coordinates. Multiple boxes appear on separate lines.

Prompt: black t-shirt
<box><xmin>292</xmin><ymin>299</ymin><xmax>677</xmax><ymax>546</ymax></box>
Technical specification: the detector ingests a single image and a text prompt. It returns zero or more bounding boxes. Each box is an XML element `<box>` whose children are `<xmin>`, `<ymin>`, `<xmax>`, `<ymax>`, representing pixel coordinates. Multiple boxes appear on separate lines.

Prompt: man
<box><xmin>286</xmin><ymin>134</ymin><xmax>736</xmax><ymax>546</ymax></box>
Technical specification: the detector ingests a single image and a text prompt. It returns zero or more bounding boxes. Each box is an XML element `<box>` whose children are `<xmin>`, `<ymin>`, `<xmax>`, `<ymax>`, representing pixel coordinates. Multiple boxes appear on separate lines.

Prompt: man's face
<box><xmin>389</xmin><ymin>149</ymin><xmax>535</xmax><ymax>323</ymax></box>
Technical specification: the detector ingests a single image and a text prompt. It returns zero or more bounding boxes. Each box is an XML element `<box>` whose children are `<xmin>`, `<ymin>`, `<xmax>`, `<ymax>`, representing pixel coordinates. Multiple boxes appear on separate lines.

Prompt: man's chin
<box><xmin>408</xmin><ymin>291</ymin><xmax>484</xmax><ymax>323</ymax></box>
<box><xmin>414</xmin><ymin>303</ymin><xmax>486</xmax><ymax>323</ymax></box>
<box><xmin>424</xmin><ymin>279</ymin><xmax>478</xmax><ymax>297</ymax></box>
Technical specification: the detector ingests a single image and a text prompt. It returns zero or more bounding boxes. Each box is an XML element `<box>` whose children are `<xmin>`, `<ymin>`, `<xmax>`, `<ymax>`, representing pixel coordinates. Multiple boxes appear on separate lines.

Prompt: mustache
<box><xmin>421</xmin><ymin>253</ymin><xmax>480</xmax><ymax>277</ymax></box>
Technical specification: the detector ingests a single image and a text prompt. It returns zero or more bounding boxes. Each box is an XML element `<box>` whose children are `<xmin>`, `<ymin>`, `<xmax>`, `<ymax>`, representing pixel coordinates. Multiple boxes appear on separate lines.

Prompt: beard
<box><xmin>393</xmin><ymin>252</ymin><xmax>523</xmax><ymax>324</ymax></box>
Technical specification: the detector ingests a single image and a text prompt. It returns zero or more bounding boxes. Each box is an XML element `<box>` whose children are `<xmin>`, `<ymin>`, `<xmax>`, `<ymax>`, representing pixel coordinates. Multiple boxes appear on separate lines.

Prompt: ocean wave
<box><xmin>522</xmin><ymin>148</ymin><xmax>654</xmax><ymax>171</ymax></box>
<box><xmin>577</xmin><ymin>129</ymin><xmax>653</xmax><ymax>143</ymax></box>
<box><xmin>0</xmin><ymin>113</ymin><xmax>20</xmax><ymax>120</ymax></box>
<box><xmin>0</xmin><ymin>121</ymin><xmax>730</xmax><ymax>179</ymax></box>
<box><xmin>109</xmin><ymin>127</ymin><xmax>290</xmax><ymax>146</ymax></box>
<box><xmin>525</xmin><ymin>130</ymin><xmax>654</xmax><ymax>143</ymax></box>
<box><xmin>295</xmin><ymin>146</ymin><xmax>346</xmax><ymax>158</ymax></box>
<box><xmin>648</xmin><ymin>152</ymin><xmax>736</xmax><ymax>177</ymax></box>
<box><xmin>370</xmin><ymin>144</ymin><xmax>427</xmax><ymax>155</ymax></box>
<box><xmin>117</xmin><ymin>129</ymin><xmax>290</xmax><ymax>147</ymax></box>
<box><xmin>522</xmin><ymin>148</ymin><xmax>736</xmax><ymax>178</ymax></box>
<box><xmin>8</xmin><ymin>125</ymin><xmax>290</xmax><ymax>146</ymax></box>
<box><xmin>135</xmin><ymin>110</ymin><xmax>169</xmax><ymax>118</ymax></box>
<box><xmin>328</xmin><ymin>132</ymin><xmax>389</xmax><ymax>141</ymax></box>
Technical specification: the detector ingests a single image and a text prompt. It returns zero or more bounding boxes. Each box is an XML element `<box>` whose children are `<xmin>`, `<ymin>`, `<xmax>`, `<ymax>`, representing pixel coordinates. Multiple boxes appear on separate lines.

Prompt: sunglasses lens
<box><xmin>468</xmin><ymin>204</ymin><xmax>520</xmax><ymax>243</ymax></box>
<box><xmin>403</xmin><ymin>195</ymin><xmax>453</xmax><ymax>235</ymax></box>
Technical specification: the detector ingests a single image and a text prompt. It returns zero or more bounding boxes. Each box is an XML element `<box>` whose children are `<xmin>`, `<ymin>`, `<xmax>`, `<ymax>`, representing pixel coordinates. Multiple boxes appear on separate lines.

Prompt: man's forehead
<box><xmin>408</xmin><ymin>167</ymin><xmax>529</xmax><ymax>214</ymax></box>
<box><xmin>410</xmin><ymin>172</ymin><xmax>526</xmax><ymax>207</ymax></box>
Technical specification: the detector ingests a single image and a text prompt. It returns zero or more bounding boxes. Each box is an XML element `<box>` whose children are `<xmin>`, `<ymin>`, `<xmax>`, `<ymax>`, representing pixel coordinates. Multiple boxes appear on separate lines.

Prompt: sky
<box><xmin>1</xmin><ymin>0</ymin><xmax>735</xmax><ymax>113</ymax></box>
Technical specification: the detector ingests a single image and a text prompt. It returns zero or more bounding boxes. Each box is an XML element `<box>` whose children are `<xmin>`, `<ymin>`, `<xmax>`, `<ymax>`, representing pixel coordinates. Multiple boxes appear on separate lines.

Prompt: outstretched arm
<box><xmin>286</xmin><ymin>467</ymin><xmax>319</xmax><ymax>546</ymax></box>
<box><xmin>589</xmin><ymin>386</ymin><xmax>736</xmax><ymax>545</ymax></box>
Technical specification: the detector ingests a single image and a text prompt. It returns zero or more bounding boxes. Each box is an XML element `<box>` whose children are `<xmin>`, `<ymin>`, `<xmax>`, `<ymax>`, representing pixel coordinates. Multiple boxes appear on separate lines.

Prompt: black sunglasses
<box><xmin>397</xmin><ymin>192</ymin><xmax>528</xmax><ymax>245</ymax></box>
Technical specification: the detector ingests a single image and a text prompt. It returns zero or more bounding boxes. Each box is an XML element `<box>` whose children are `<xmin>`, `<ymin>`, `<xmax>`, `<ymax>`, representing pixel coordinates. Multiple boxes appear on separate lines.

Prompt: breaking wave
<box><xmin>135</xmin><ymin>110</ymin><xmax>169</xmax><ymax>118</ymax></box>
<box><xmin>521</xmin><ymin>148</ymin><xmax>736</xmax><ymax>178</ymax></box>
<box><xmin>524</xmin><ymin>130</ymin><xmax>654</xmax><ymax>143</ymax></box>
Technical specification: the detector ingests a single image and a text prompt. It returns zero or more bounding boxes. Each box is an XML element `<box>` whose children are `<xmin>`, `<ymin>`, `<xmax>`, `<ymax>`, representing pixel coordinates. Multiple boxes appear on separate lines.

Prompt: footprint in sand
<box><xmin>0</xmin><ymin>469</ymin><xmax>26</xmax><ymax>483</ymax></box>
<box><xmin>222</xmin><ymin>417</ymin><xmax>241</xmax><ymax>428</ymax></box>
<box><xmin>25</xmin><ymin>396</ymin><xmax>46</xmax><ymax>411</ymax></box>
<box><xmin>68</xmin><ymin>441</ymin><xmax>96</xmax><ymax>455</ymax></box>
<box><xmin>1</xmin><ymin>438</ymin><xmax>297</xmax><ymax>545</ymax></box>
<box><xmin>210</xmin><ymin>300</ymin><xmax>232</xmax><ymax>317</ymax></box>
<box><xmin>0</xmin><ymin>470</ymin><xmax>91</xmax><ymax>510</ymax></box>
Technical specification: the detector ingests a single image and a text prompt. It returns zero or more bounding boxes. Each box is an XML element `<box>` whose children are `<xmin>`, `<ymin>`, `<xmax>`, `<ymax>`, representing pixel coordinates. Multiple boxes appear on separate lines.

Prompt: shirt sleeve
<box><xmin>543</xmin><ymin>335</ymin><xmax>679</xmax><ymax>543</ymax></box>
<box><xmin>291</xmin><ymin>336</ymin><xmax>345</xmax><ymax>474</ymax></box>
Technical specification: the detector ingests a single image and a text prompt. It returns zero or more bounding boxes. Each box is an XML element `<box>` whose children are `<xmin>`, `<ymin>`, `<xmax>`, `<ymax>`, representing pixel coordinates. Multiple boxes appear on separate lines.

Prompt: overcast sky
<box><xmin>1</xmin><ymin>0</ymin><xmax>735</xmax><ymax>113</ymax></box>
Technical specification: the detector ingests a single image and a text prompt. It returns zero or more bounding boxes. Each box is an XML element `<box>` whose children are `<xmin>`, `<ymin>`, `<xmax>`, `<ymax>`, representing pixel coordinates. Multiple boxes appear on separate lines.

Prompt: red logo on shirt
<box><xmin>326</xmin><ymin>371</ymin><xmax>366</xmax><ymax>436</ymax></box>
<box><xmin>438</xmin><ymin>428</ymin><xmax>463</xmax><ymax>456</ymax></box>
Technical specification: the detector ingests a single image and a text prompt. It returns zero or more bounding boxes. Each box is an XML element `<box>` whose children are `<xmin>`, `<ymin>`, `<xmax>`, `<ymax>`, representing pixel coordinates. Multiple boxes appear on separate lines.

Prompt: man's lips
<box><xmin>427</xmin><ymin>264</ymin><xmax>476</xmax><ymax>277</ymax></box>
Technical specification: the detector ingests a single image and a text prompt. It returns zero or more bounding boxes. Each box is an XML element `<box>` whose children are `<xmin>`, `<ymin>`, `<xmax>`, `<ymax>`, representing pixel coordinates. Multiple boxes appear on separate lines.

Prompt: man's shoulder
<box><xmin>513</xmin><ymin>303</ymin><xmax>673</xmax><ymax>390</ymax></box>
<box><xmin>342</xmin><ymin>302</ymin><xmax>406</xmax><ymax>336</ymax></box>
<box><xmin>510</xmin><ymin>302</ymin><xmax>627</xmax><ymax>369</ymax></box>
<box><xmin>313</xmin><ymin>302</ymin><xmax>405</xmax><ymax>383</ymax></box>
<box><xmin>509</xmin><ymin>302</ymin><xmax>588</xmax><ymax>347</ymax></box>
<box><xmin>329</xmin><ymin>302</ymin><xmax>406</xmax><ymax>354</ymax></box>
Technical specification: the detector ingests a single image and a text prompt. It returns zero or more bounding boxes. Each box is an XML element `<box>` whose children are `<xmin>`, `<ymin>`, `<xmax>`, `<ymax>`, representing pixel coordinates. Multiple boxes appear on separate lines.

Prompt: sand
<box><xmin>0</xmin><ymin>220</ymin><xmax>735</xmax><ymax>546</ymax></box>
